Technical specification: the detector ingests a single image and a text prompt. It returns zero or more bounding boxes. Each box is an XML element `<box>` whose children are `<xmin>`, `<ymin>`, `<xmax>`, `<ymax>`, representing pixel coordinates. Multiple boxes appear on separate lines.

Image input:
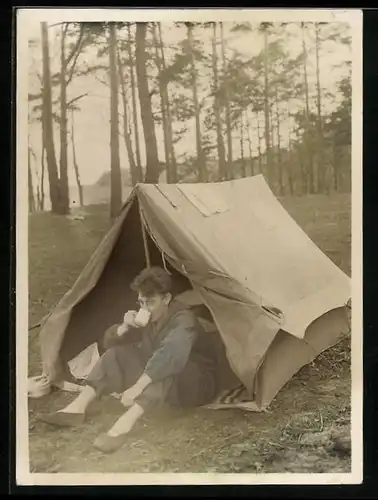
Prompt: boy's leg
<box><xmin>93</xmin><ymin>403</ymin><xmax>145</xmax><ymax>453</ymax></box>
<box><xmin>92</xmin><ymin>362</ymin><xmax>216</xmax><ymax>453</ymax></box>
<box><xmin>39</xmin><ymin>385</ymin><xmax>97</xmax><ymax>427</ymax></box>
<box><xmin>40</xmin><ymin>344</ymin><xmax>145</xmax><ymax>427</ymax></box>
<box><xmin>107</xmin><ymin>403</ymin><xmax>145</xmax><ymax>437</ymax></box>
<box><xmin>92</xmin><ymin>378</ymin><xmax>173</xmax><ymax>452</ymax></box>
<box><xmin>58</xmin><ymin>385</ymin><xmax>97</xmax><ymax>414</ymax></box>
<box><xmin>85</xmin><ymin>343</ymin><xmax>145</xmax><ymax>396</ymax></box>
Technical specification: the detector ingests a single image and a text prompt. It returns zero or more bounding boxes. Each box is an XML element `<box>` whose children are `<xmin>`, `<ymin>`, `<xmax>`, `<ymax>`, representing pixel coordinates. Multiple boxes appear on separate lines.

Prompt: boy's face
<box><xmin>137</xmin><ymin>292</ymin><xmax>171</xmax><ymax>322</ymax></box>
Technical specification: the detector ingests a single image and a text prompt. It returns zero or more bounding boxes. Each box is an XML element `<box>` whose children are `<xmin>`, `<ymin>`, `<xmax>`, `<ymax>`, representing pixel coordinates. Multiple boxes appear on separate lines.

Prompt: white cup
<box><xmin>134</xmin><ymin>308</ymin><xmax>151</xmax><ymax>327</ymax></box>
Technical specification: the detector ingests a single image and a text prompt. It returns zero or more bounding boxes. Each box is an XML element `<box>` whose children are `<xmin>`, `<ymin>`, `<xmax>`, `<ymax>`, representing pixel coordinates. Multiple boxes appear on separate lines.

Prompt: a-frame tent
<box><xmin>38</xmin><ymin>175</ymin><xmax>351</xmax><ymax>411</ymax></box>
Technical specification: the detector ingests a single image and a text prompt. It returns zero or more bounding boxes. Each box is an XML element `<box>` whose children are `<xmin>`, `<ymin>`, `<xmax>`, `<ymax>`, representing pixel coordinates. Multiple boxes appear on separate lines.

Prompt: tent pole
<box><xmin>139</xmin><ymin>203</ymin><xmax>151</xmax><ymax>268</ymax></box>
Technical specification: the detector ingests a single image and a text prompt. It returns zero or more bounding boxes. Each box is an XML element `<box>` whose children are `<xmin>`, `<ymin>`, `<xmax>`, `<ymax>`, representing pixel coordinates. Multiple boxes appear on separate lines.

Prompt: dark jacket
<box><xmin>102</xmin><ymin>301</ymin><xmax>218</xmax><ymax>385</ymax></box>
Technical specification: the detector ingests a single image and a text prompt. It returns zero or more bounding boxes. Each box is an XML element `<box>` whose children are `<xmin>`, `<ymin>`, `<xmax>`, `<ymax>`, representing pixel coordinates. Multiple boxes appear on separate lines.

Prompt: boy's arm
<box><xmin>102</xmin><ymin>311</ymin><xmax>139</xmax><ymax>350</ymax></box>
<box><xmin>103</xmin><ymin>324</ymin><xmax>124</xmax><ymax>350</ymax></box>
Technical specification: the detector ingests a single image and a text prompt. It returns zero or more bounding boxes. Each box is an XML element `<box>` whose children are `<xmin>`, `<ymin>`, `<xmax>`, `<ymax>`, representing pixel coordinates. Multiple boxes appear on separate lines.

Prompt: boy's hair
<box><xmin>130</xmin><ymin>266</ymin><xmax>172</xmax><ymax>297</ymax></box>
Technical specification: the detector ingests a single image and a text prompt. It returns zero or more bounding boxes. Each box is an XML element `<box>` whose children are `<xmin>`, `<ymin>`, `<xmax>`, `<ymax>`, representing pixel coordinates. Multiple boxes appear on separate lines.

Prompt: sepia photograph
<box><xmin>16</xmin><ymin>8</ymin><xmax>362</xmax><ymax>486</ymax></box>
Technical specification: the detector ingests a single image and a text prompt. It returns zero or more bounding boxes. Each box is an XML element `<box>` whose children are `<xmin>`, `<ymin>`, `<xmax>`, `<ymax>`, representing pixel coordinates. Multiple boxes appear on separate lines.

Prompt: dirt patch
<box><xmin>28</xmin><ymin>342</ymin><xmax>351</xmax><ymax>474</ymax></box>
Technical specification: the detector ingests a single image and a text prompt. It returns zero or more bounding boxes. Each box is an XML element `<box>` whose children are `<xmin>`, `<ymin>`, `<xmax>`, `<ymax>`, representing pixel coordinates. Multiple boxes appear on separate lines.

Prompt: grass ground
<box><xmin>28</xmin><ymin>193</ymin><xmax>351</xmax><ymax>474</ymax></box>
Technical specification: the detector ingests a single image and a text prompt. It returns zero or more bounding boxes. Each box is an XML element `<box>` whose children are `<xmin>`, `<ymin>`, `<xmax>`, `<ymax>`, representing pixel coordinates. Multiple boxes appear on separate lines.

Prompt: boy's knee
<box><xmin>99</xmin><ymin>346</ymin><xmax>118</xmax><ymax>365</ymax></box>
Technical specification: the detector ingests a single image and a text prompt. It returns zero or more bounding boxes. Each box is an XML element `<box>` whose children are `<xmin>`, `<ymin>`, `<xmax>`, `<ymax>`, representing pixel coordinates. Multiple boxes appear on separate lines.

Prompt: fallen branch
<box><xmin>268</xmin><ymin>441</ymin><xmax>285</xmax><ymax>449</ymax></box>
<box><xmin>319</xmin><ymin>413</ymin><xmax>324</xmax><ymax>432</ymax></box>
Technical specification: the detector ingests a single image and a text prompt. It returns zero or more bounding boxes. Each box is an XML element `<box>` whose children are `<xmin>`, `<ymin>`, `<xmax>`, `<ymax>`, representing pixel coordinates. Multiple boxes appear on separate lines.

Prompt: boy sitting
<box><xmin>41</xmin><ymin>267</ymin><xmax>218</xmax><ymax>453</ymax></box>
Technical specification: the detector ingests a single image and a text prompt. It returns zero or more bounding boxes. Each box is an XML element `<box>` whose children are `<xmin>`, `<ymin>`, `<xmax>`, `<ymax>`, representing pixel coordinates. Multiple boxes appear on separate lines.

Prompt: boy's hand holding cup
<box><xmin>134</xmin><ymin>308</ymin><xmax>151</xmax><ymax>327</ymax></box>
<box><xmin>116</xmin><ymin>309</ymin><xmax>151</xmax><ymax>337</ymax></box>
<box><xmin>116</xmin><ymin>310</ymin><xmax>137</xmax><ymax>336</ymax></box>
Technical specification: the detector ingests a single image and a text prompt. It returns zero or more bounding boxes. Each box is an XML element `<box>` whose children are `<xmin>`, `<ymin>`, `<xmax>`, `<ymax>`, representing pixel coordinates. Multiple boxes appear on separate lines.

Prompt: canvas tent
<box><xmin>38</xmin><ymin>175</ymin><xmax>351</xmax><ymax>411</ymax></box>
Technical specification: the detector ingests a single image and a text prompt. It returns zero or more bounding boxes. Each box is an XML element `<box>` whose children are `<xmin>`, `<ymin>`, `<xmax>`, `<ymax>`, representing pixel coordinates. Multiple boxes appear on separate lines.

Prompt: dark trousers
<box><xmin>86</xmin><ymin>343</ymin><xmax>217</xmax><ymax>412</ymax></box>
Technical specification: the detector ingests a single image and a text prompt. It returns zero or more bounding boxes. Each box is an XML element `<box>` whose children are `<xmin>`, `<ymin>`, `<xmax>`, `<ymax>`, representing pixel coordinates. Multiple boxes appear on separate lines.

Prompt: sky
<box><xmin>26</xmin><ymin>13</ymin><xmax>352</xmax><ymax>189</ymax></box>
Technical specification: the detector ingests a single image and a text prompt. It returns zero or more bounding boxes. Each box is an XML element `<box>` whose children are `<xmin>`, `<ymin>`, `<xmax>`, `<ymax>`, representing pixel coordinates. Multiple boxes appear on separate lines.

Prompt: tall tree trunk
<box><xmin>301</xmin><ymin>22</ymin><xmax>314</xmax><ymax>194</ymax></box>
<box><xmin>298</xmin><ymin>141</ymin><xmax>307</xmax><ymax>195</ymax></box>
<box><xmin>152</xmin><ymin>24</ymin><xmax>171</xmax><ymax>182</ymax></box>
<box><xmin>128</xmin><ymin>23</ymin><xmax>143</xmax><ymax>182</ymax></box>
<box><xmin>286</xmin><ymin>106</ymin><xmax>294</xmax><ymax>195</ymax></box>
<box><xmin>270</xmin><ymin>105</ymin><xmax>275</xmax><ymax>149</ymax></box>
<box><xmin>59</xmin><ymin>24</ymin><xmax>70</xmax><ymax>214</ymax></box>
<box><xmin>41</xmin><ymin>21</ymin><xmax>61</xmax><ymax>214</ymax></box>
<box><xmin>239</xmin><ymin>113</ymin><xmax>246</xmax><ymax>177</ymax></box>
<box><xmin>117</xmin><ymin>50</ymin><xmax>138</xmax><ymax>186</ymax></box>
<box><xmin>262</xmin><ymin>26</ymin><xmax>272</xmax><ymax>185</ymax></box>
<box><xmin>28</xmin><ymin>145</ymin><xmax>40</xmax><ymax>210</ymax></box>
<box><xmin>36</xmin><ymin>186</ymin><xmax>41</xmax><ymax>211</ymax></box>
<box><xmin>157</xmin><ymin>23</ymin><xmax>177</xmax><ymax>183</ymax></box>
<box><xmin>246</xmin><ymin>111</ymin><xmax>253</xmax><ymax>176</ymax></box>
<box><xmin>28</xmin><ymin>145</ymin><xmax>35</xmax><ymax>213</ymax></box>
<box><xmin>186</xmin><ymin>23</ymin><xmax>207</xmax><ymax>182</ymax></box>
<box><xmin>270</xmin><ymin>105</ymin><xmax>275</xmax><ymax>151</ymax></box>
<box><xmin>275</xmin><ymin>91</ymin><xmax>284</xmax><ymax>196</ymax></box>
<box><xmin>256</xmin><ymin>113</ymin><xmax>262</xmax><ymax>174</ymax></box>
<box><xmin>135</xmin><ymin>22</ymin><xmax>160</xmax><ymax>184</ymax></box>
<box><xmin>220</xmin><ymin>22</ymin><xmax>233</xmax><ymax>180</ymax></box>
<box><xmin>270</xmin><ymin>104</ymin><xmax>276</xmax><ymax>192</ymax></box>
<box><xmin>108</xmin><ymin>23</ymin><xmax>122</xmax><ymax>217</ymax></box>
<box><xmin>70</xmin><ymin>110</ymin><xmax>84</xmax><ymax>206</ymax></box>
<box><xmin>41</xmin><ymin>130</ymin><xmax>45</xmax><ymax>211</ymax></box>
<box><xmin>287</xmin><ymin>129</ymin><xmax>294</xmax><ymax>196</ymax></box>
<box><xmin>212</xmin><ymin>22</ymin><xmax>226</xmax><ymax>181</ymax></box>
<box><xmin>34</xmin><ymin>149</ymin><xmax>41</xmax><ymax>211</ymax></box>
<box><xmin>315</xmin><ymin>22</ymin><xmax>324</xmax><ymax>193</ymax></box>
<box><xmin>333</xmin><ymin>139</ymin><xmax>339</xmax><ymax>192</ymax></box>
